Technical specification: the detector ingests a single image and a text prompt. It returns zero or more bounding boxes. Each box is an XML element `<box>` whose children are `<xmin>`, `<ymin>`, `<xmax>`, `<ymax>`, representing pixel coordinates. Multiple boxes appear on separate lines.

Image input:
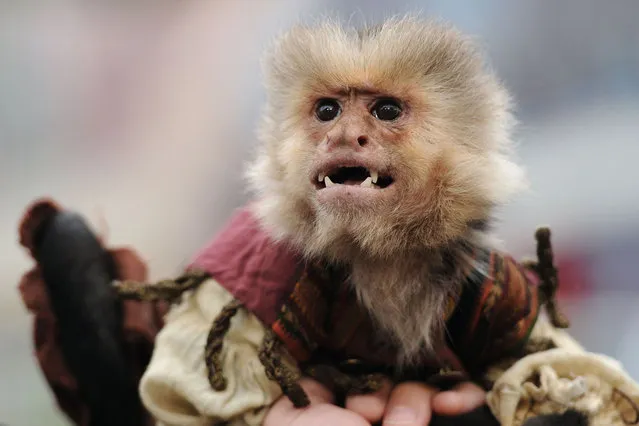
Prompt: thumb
<box><xmin>431</xmin><ymin>382</ymin><xmax>486</xmax><ymax>415</ymax></box>
<box><xmin>263</xmin><ymin>379</ymin><xmax>332</xmax><ymax>426</ymax></box>
<box><xmin>264</xmin><ymin>378</ymin><xmax>369</xmax><ymax>426</ymax></box>
<box><xmin>265</xmin><ymin>378</ymin><xmax>334</xmax><ymax>418</ymax></box>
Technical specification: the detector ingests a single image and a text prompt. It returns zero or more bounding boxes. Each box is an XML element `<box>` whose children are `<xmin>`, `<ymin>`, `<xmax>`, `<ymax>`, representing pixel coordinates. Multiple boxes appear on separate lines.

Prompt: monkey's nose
<box><xmin>334</xmin><ymin>134</ymin><xmax>368</xmax><ymax>151</ymax></box>
<box><xmin>323</xmin><ymin>127</ymin><xmax>370</xmax><ymax>151</ymax></box>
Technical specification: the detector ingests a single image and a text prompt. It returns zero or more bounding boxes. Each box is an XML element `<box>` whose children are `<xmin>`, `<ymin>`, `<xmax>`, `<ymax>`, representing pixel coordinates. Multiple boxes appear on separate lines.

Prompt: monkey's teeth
<box><xmin>324</xmin><ymin>176</ymin><xmax>335</xmax><ymax>187</ymax></box>
<box><xmin>360</xmin><ymin>177</ymin><xmax>373</xmax><ymax>188</ymax></box>
<box><xmin>318</xmin><ymin>173</ymin><xmax>325</xmax><ymax>182</ymax></box>
<box><xmin>370</xmin><ymin>171</ymin><xmax>378</xmax><ymax>184</ymax></box>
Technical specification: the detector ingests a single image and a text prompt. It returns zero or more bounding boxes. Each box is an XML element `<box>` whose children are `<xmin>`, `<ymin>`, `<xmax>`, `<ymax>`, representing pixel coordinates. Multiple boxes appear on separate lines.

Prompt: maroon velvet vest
<box><xmin>188</xmin><ymin>205</ymin><xmax>304</xmax><ymax>326</ymax></box>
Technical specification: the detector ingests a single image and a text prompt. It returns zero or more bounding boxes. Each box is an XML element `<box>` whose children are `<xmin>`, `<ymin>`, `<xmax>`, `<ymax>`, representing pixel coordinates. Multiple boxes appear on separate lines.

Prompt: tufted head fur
<box><xmin>246</xmin><ymin>15</ymin><xmax>526</xmax><ymax>360</ymax></box>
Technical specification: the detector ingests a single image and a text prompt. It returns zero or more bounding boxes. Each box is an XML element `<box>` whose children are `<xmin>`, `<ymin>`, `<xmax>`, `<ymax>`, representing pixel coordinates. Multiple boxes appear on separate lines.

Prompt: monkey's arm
<box><xmin>138</xmin><ymin>278</ymin><xmax>285</xmax><ymax>426</ymax></box>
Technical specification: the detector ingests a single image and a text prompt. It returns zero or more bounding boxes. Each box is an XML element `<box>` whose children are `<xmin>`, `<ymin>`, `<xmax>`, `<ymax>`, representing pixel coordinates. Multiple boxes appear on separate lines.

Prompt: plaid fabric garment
<box><xmin>445</xmin><ymin>249</ymin><xmax>541</xmax><ymax>375</ymax></box>
<box><xmin>272</xmin><ymin>249</ymin><xmax>541</xmax><ymax>378</ymax></box>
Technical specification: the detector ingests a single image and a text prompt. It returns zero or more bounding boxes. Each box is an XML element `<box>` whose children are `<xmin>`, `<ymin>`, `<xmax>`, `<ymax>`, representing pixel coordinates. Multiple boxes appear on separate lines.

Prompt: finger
<box><xmin>298</xmin><ymin>378</ymin><xmax>336</xmax><ymax>405</ymax></box>
<box><xmin>383</xmin><ymin>382</ymin><xmax>438</xmax><ymax>426</ymax></box>
<box><xmin>431</xmin><ymin>382</ymin><xmax>486</xmax><ymax>416</ymax></box>
<box><xmin>345</xmin><ymin>378</ymin><xmax>393</xmax><ymax>423</ymax></box>
<box><xmin>264</xmin><ymin>378</ymin><xmax>369</xmax><ymax>426</ymax></box>
<box><xmin>294</xmin><ymin>403</ymin><xmax>371</xmax><ymax>426</ymax></box>
<box><xmin>263</xmin><ymin>378</ymin><xmax>335</xmax><ymax>426</ymax></box>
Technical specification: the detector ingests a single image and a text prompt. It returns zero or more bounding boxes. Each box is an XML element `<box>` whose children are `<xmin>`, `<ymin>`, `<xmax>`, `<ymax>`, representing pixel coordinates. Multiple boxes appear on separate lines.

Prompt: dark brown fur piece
<box><xmin>27</xmin><ymin>207</ymin><xmax>145</xmax><ymax>426</ymax></box>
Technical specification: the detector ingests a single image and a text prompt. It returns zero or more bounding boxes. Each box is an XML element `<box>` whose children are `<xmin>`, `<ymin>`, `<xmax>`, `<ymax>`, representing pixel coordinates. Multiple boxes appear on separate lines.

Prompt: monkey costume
<box><xmin>17</xmin><ymin>199</ymin><xmax>639</xmax><ymax>426</ymax></box>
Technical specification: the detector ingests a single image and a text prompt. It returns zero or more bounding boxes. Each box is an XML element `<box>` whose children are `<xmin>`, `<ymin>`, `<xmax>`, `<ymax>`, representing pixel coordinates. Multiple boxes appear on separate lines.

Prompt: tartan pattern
<box><xmin>447</xmin><ymin>250</ymin><xmax>541</xmax><ymax>373</ymax></box>
<box><xmin>272</xmin><ymin>301</ymin><xmax>316</xmax><ymax>362</ymax></box>
<box><xmin>272</xmin><ymin>264</ymin><xmax>371</xmax><ymax>363</ymax></box>
<box><xmin>272</xmin><ymin>249</ymin><xmax>541</xmax><ymax>374</ymax></box>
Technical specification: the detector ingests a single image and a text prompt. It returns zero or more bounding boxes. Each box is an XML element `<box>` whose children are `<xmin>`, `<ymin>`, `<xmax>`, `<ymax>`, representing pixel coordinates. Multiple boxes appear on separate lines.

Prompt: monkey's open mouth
<box><xmin>316</xmin><ymin>166</ymin><xmax>393</xmax><ymax>189</ymax></box>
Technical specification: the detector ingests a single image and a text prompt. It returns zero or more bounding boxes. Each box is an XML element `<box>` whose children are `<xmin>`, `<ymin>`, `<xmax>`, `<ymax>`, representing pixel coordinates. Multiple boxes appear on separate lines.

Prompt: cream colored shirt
<box><xmin>486</xmin><ymin>316</ymin><xmax>639</xmax><ymax>426</ymax></box>
<box><xmin>139</xmin><ymin>278</ymin><xmax>282</xmax><ymax>426</ymax></box>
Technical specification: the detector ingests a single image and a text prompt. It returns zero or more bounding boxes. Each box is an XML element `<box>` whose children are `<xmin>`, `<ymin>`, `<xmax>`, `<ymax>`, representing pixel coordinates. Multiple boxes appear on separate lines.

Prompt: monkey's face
<box><xmin>248</xmin><ymin>18</ymin><xmax>527</xmax><ymax>258</ymax></box>
<box><xmin>308</xmin><ymin>93</ymin><xmax>402</xmax><ymax>209</ymax></box>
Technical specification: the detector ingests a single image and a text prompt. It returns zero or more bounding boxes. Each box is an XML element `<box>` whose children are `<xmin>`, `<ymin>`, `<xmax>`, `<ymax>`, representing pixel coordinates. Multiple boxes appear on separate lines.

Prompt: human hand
<box><xmin>263</xmin><ymin>378</ymin><xmax>486</xmax><ymax>425</ymax></box>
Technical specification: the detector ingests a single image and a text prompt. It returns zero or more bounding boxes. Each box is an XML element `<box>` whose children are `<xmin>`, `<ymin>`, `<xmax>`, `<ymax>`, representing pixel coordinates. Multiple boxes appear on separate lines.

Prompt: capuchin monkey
<box><xmin>247</xmin><ymin>16</ymin><xmax>525</xmax><ymax>363</ymax></box>
<box><xmin>20</xmin><ymin>16</ymin><xmax>596</xmax><ymax>426</ymax></box>
<box><xmin>247</xmin><ymin>17</ymin><xmax>591</xmax><ymax>425</ymax></box>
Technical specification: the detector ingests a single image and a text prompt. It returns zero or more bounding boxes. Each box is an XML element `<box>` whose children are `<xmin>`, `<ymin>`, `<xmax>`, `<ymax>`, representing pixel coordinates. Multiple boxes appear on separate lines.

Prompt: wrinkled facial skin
<box><xmin>248</xmin><ymin>17</ymin><xmax>526</xmax><ymax>260</ymax></box>
<box><xmin>297</xmin><ymin>83</ymin><xmax>484</xmax><ymax>240</ymax></box>
<box><xmin>270</xmin><ymin>83</ymin><xmax>503</xmax><ymax>258</ymax></box>
<box><xmin>307</xmin><ymin>90</ymin><xmax>409</xmax><ymax>210</ymax></box>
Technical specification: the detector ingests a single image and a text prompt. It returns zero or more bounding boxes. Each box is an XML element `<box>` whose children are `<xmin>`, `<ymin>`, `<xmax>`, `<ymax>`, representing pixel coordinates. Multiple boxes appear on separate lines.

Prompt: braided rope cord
<box><xmin>521</xmin><ymin>227</ymin><xmax>570</xmax><ymax>329</ymax></box>
<box><xmin>113</xmin><ymin>271</ymin><xmax>314</xmax><ymax>405</ymax></box>
<box><xmin>111</xmin><ymin>226</ymin><xmax>567</xmax><ymax>410</ymax></box>
<box><xmin>258</xmin><ymin>329</ymin><xmax>310</xmax><ymax>408</ymax></box>
<box><xmin>114</xmin><ymin>270</ymin><xmax>210</xmax><ymax>303</ymax></box>
<box><xmin>205</xmin><ymin>300</ymin><xmax>242</xmax><ymax>391</ymax></box>
<box><xmin>303</xmin><ymin>364</ymin><xmax>385</xmax><ymax>396</ymax></box>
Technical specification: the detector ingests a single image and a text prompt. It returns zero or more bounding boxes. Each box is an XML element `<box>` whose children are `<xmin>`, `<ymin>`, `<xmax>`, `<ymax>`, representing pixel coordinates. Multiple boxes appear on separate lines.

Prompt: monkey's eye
<box><xmin>315</xmin><ymin>99</ymin><xmax>341</xmax><ymax>122</ymax></box>
<box><xmin>371</xmin><ymin>99</ymin><xmax>402</xmax><ymax>121</ymax></box>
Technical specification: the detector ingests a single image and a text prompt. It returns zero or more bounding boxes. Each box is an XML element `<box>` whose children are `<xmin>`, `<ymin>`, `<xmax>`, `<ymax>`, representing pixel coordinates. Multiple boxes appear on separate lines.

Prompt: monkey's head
<box><xmin>248</xmin><ymin>17</ymin><xmax>526</xmax><ymax>261</ymax></box>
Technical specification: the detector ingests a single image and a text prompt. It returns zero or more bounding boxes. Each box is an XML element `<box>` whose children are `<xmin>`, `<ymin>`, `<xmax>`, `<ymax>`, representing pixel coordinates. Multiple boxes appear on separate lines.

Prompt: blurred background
<box><xmin>1</xmin><ymin>1</ymin><xmax>638</xmax><ymax>424</ymax></box>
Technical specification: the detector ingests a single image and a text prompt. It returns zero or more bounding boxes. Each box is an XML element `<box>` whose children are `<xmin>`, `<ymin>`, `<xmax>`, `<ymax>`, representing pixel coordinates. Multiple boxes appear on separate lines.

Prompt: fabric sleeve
<box><xmin>448</xmin><ymin>252</ymin><xmax>542</xmax><ymax>376</ymax></box>
<box><xmin>139</xmin><ymin>278</ymin><xmax>285</xmax><ymax>426</ymax></box>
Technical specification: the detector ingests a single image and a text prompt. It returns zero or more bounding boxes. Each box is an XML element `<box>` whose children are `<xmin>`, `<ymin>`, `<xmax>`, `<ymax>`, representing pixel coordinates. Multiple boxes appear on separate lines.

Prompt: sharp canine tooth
<box><xmin>371</xmin><ymin>170</ymin><xmax>378</xmax><ymax>184</ymax></box>
<box><xmin>318</xmin><ymin>173</ymin><xmax>325</xmax><ymax>182</ymax></box>
<box><xmin>360</xmin><ymin>177</ymin><xmax>373</xmax><ymax>188</ymax></box>
<box><xmin>324</xmin><ymin>176</ymin><xmax>335</xmax><ymax>187</ymax></box>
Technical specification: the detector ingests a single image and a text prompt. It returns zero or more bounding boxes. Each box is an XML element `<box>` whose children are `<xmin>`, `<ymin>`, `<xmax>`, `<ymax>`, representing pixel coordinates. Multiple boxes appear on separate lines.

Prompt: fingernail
<box><xmin>384</xmin><ymin>406</ymin><xmax>417</xmax><ymax>424</ymax></box>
